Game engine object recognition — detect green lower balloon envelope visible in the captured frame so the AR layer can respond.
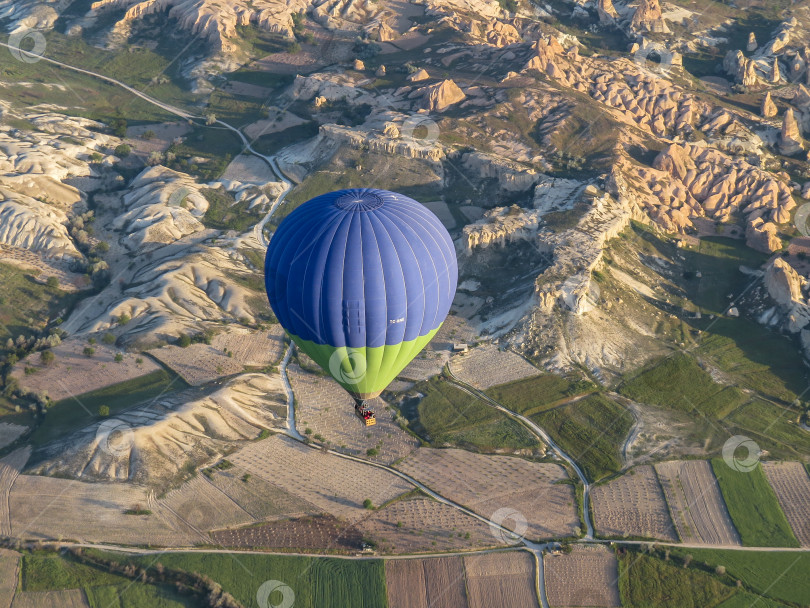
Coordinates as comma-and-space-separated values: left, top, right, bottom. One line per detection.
288, 327, 441, 400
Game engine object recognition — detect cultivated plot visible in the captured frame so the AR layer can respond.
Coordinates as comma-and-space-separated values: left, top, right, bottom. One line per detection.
397, 448, 579, 540
149, 344, 243, 385
159, 475, 257, 539
205, 465, 320, 521
0, 549, 19, 608
464, 551, 538, 608
591, 465, 677, 541
211, 514, 362, 552
9, 475, 193, 545
386, 556, 469, 608
544, 544, 620, 608
362, 496, 507, 554
11, 340, 160, 402
450, 344, 541, 390
11, 590, 89, 608
761, 461, 810, 546
0, 447, 30, 536
289, 365, 419, 464
655, 460, 741, 545
229, 434, 413, 521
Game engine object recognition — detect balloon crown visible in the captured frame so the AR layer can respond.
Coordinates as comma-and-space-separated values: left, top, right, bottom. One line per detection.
333, 190, 385, 212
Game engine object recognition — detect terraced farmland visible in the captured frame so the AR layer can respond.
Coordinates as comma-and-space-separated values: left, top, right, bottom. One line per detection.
464, 551, 538, 608
654, 460, 740, 545
592, 465, 677, 541
761, 461, 810, 546
397, 448, 579, 540
545, 545, 620, 607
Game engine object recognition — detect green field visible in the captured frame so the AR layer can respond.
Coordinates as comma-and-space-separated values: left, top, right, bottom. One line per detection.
669, 548, 810, 606
697, 319, 808, 405
618, 550, 735, 608
20, 554, 192, 607
619, 353, 747, 419
404, 376, 540, 452
532, 393, 634, 481
129, 552, 387, 608
485, 374, 594, 416
29, 369, 183, 446
724, 399, 810, 459
710, 460, 799, 548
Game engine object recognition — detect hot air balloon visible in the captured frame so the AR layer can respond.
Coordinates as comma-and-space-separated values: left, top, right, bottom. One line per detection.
265, 188, 458, 425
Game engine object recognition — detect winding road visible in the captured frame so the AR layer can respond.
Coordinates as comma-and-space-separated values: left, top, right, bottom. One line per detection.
445, 368, 595, 539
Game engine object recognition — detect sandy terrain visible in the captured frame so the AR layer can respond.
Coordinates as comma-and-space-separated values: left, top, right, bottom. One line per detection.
221, 154, 278, 184
361, 496, 507, 554
591, 465, 677, 541
11, 590, 89, 608
464, 551, 538, 608
545, 544, 620, 607
449, 344, 541, 390
397, 448, 579, 540
762, 461, 810, 546
34, 375, 287, 484
228, 434, 413, 522
9, 475, 193, 545
12, 339, 161, 403
655, 460, 741, 545
0, 423, 26, 450
0, 447, 30, 536
289, 364, 419, 464
0, 549, 19, 608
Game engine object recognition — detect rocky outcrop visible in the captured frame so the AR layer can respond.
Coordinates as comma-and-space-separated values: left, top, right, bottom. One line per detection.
769, 59, 781, 83
631, 0, 668, 33
484, 19, 520, 47
408, 68, 430, 82
463, 205, 542, 252
763, 257, 810, 334
353, 59, 365, 70
376, 65, 387, 77
462, 152, 540, 192
746, 217, 783, 254
761, 92, 778, 118
319, 124, 445, 162
779, 108, 805, 155
636, 143, 796, 231
597, 0, 619, 23
724, 50, 758, 87
747, 32, 757, 52
417, 79, 466, 112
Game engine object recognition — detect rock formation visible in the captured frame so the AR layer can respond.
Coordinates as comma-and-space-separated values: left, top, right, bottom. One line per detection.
746, 218, 783, 253
463, 205, 542, 252
770, 58, 781, 83
376, 65, 387, 77
485, 20, 520, 47
724, 50, 758, 86
408, 68, 430, 82
418, 79, 466, 112
747, 32, 757, 52
761, 92, 778, 118
354, 58, 365, 70
597, 0, 619, 23
779, 108, 805, 155
631, 0, 668, 33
